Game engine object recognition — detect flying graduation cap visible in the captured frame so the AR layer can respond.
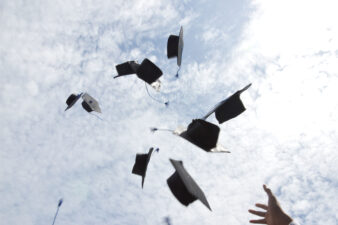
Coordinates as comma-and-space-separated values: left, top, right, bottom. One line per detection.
65, 93, 83, 111
167, 159, 211, 210
202, 83, 252, 124
65, 92, 101, 114
167, 26, 184, 77
151, 119, 229, 153
114, 59, 169, 105
132, 147, 158, 188
177, 119, 223, 152
81, 93, 102, 113
114, 58, 163, 86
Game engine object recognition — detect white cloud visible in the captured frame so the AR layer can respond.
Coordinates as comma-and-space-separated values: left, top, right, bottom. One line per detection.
1, 0, 337, 225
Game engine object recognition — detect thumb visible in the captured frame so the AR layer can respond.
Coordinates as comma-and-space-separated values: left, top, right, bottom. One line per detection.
263, 184, 278, 204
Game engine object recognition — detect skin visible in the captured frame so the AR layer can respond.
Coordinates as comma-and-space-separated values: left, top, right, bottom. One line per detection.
248, 185, 293, 225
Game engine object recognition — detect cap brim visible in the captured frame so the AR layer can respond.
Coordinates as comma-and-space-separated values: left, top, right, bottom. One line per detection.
169, 159, 211, 210
177, 26, 183, 67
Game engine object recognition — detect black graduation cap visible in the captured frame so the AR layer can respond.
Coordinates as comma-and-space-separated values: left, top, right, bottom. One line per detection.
202, 83, 252, 124
65, 93, 82, 111
81, 93, 102, 113
132, 147, 156, 188
114, 58, 163, 85
151, 120, 229, 153
179, 119, 220, 152
115, 61, 140, 76
167, 26, 184, 67
167, 159, 211, 210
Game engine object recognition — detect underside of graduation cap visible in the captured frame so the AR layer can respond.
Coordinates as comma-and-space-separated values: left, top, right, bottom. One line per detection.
167, 35, 179, 58
179, 119, 220, 152
115, 61, 140, 78
167, 159, 211, 210
81, 101, 93, 112
65, 93, 82, 111
167, 26, 184, 67
136, 59, 163, 84
81, 93, 102, 113
132, 147, 154, 188
214, 83, 252, 124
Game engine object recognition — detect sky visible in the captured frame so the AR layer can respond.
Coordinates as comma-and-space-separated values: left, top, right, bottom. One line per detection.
0, 0, 338, 224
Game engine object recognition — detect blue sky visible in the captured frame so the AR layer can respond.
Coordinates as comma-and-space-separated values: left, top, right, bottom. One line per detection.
0, 0, 338, 224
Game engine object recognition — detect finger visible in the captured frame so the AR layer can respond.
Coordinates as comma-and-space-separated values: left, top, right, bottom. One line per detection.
249, 219, 267, 224
255, 203, 268, 210
263, 184, 278, 204
263, 184, 273, 197
248, 209, 266, 217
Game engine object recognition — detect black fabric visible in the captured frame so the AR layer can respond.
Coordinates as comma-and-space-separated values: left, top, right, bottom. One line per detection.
215, 93, 246, 124
167, 159, 211, 210
136, 59, 163, 84
180, 119, 220, 151
167, 35, 179, 58
116, 61, 138, 76
167, 171, 196, 206
81, 101, 93, 112
131, 148, 153, 188
66, 94, 77, 105
132, 154, 148, 176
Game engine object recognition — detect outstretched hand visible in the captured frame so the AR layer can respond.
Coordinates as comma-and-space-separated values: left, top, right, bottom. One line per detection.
248, 185, 293, 225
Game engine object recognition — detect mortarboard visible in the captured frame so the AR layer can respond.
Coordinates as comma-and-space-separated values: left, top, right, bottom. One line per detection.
202, 83, 252, 124
81, 93, 102, 113
132, 147, 156, 188
179, 119, 219, 152
174, 119, 229, 153
167, 26, 184, 67
151, 120, 229, 153
65, 93, 83, 111
114, 58, 163, 85
167, 159, 211, 210
136, 59, 163, 84
115, 61, 140, 76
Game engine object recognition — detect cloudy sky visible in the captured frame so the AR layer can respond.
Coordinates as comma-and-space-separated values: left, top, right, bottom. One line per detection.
1, 0, 337, 224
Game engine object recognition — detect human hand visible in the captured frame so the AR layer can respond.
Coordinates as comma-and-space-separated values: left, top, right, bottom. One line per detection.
248, 185, 293, 225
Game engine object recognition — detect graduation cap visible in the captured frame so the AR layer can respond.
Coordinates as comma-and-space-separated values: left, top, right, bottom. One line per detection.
115, 61, 140, 76
132, 147, 157, 188
167, 26, 184, 77
65, 93, 83, 111
151, 120, 229, 153
167, 159, 211, 210
176, 119, 229, 153
114, 58, 163, 85
202, 83, 252, 124
81, 93, 102, 113
114, 59, 168, 105
178, 119, 220, 152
